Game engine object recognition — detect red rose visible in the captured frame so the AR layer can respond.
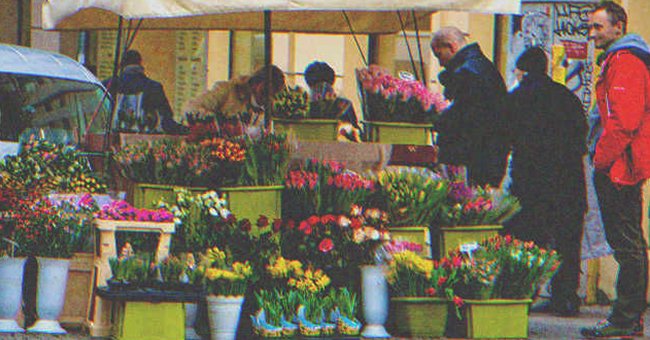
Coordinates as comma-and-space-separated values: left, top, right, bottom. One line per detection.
320, 214, 336, 225
438, 276, 448, 286
350, 217, 363, 230
272, 219, 282, 233
257, 215, 269, 228
453, 296, 464, 307
318, 238, 334, 253
425, 287, 436, 297
307, 215, 320, 226
298, 221, 312, 235
240, 219, 252, 232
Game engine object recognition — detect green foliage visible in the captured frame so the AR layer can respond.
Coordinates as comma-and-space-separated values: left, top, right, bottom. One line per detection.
238, 132, 290, 186
272, 86, 310, 119
108, 253, 153, 284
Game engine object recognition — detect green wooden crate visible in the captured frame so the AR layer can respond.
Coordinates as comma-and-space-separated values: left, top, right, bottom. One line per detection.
114, 301, 184, 340
217, 185, 283, 230
364, 121, 433, 145
388, 226, 432, 258
464, 299, 532, 339
273, 118, 339, 141
131, 183, 208, 209
389, 297, 448, 337
439, 225, 502, 258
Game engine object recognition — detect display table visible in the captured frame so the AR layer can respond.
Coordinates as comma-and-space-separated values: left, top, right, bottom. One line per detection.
96, 287, 202, 340
89, 219, 176, 337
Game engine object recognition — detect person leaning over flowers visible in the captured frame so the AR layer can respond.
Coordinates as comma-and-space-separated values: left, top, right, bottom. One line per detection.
184, 64, 286, 136
303, 61, 361, 142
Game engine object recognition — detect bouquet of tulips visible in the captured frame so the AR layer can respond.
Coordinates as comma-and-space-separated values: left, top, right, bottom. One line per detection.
237, 131, 290, 186
374, 167, 448, 227
356, 65, 447, 123
272, 86, 310, 119
452, 235, 561, 300
0, 139, 107, 194
440, 183, 521, 227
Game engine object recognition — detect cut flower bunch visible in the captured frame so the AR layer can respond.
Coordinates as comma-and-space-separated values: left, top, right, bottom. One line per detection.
356, 65, 447, 123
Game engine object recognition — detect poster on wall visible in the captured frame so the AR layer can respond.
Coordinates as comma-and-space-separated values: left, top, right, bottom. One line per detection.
175, 31, 207, 117
97, 31, 118, 81
508, 1, 598, 112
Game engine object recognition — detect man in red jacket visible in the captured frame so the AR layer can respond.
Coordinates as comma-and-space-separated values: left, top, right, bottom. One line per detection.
581, 1, 650, 337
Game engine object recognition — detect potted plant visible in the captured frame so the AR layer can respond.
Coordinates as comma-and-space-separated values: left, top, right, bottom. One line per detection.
374, 167, 448, 258
356, 65, 448, 145
438, 180, 521, 258
216, 131, 289, 223
202, 247, 253, 340
385, 249, 462, 337
11, 194, 97, 334
107, 244, 154, 290
271, 85, 342, 141
451, 235, 561, 339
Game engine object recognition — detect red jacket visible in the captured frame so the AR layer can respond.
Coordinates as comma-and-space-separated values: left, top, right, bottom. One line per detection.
594, 49, 650, 185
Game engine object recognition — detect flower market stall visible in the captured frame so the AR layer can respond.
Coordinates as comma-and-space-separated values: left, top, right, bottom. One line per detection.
17, 1, 542, 339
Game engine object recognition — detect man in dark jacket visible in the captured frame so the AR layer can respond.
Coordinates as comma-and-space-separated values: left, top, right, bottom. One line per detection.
431, 26, 509, 186
505, 46, 587, 317
107, 50, 185, 134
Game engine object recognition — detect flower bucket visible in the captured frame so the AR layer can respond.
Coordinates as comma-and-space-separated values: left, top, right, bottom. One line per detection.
364, 121, 433, 145
0, 257, 27, 333
27, 257, 70, 334
360, 265, 390, 338
130, 182, 208, 209
389, 297, 448, 338
463, 299, 532, 339
185, 302, 201, 340
388, 226, 432, 258
216, 185, 283, 231
206, 295, 245, 340
272, 118, 339, 141
438, 225, 502, 258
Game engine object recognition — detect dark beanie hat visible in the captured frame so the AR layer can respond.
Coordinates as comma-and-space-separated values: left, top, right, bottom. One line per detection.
304, 61, 335, 87
516, 47, 548, 74
121, 50, 142, 67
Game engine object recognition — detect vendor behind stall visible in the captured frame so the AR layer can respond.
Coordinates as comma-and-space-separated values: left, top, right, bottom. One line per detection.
303, 61, 361, 142
184, 65, 286, 136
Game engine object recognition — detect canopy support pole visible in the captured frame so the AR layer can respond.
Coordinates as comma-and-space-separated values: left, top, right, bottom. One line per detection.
342, 11, 368, 66
264, 10, 273, 130
103, 16, 124, 152
397, 11, 420, 82
411, 10, 427, 86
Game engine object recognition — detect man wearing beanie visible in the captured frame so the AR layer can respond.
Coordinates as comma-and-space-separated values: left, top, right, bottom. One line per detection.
582, 1, 650, 337
504, 46, 587, 317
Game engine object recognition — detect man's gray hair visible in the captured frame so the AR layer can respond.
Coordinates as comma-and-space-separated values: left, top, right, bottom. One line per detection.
431, 26, 469, 47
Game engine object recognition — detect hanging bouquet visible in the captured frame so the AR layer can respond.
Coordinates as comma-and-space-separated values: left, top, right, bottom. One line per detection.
356, 65, 447, 123
202, 246, 253, 296
0, 139, 107, 194
272, 86, 310, 119
452, 235, 561, 300
440, 183, 521, 227
237, 131, 290, 186
374, 167, 448, 227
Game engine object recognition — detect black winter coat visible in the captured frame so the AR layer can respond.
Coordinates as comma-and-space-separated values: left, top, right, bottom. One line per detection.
506, 73, 587, 211
436, 43, 509, 186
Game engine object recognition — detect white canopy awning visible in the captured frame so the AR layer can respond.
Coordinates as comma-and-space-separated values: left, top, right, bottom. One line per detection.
42, 0, 520, 33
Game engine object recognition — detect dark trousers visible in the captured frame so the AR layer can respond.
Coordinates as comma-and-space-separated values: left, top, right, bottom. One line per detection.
504, 194, 584, 305
594, 172, 648, 326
